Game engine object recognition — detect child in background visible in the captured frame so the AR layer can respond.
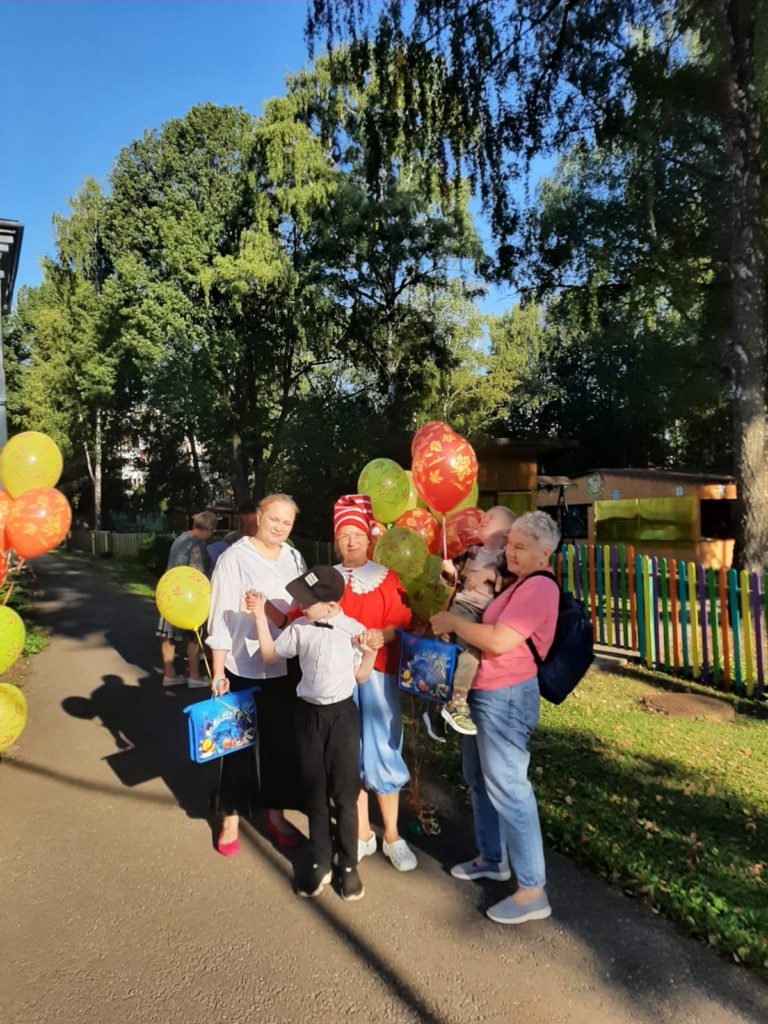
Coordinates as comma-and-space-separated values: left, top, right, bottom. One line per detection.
439, 506, 516, 735
247, 565, 376, 901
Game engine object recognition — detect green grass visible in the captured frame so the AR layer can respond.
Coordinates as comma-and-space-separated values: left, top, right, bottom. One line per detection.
419, 669, 768, 971
4, 574, 50, 657
58, 550, 156, 600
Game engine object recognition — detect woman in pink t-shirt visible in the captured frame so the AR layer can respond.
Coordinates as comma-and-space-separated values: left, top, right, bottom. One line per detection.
431, 511, 561, 926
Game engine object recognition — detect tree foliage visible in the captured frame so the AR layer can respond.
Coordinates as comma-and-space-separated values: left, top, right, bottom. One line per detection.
309, 0, 768, 568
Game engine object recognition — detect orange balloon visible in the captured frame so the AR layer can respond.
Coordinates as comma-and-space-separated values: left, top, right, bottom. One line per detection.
0, 491, 11, 552
6, 488, 72, 559
394, 508, 441, 555
412, 430, 478, 513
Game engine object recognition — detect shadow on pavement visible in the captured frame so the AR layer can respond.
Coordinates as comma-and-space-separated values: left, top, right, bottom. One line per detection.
30, 554, 768, 1024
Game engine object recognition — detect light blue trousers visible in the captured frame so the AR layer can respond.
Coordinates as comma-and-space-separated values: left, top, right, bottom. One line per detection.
462, 677, 547, 889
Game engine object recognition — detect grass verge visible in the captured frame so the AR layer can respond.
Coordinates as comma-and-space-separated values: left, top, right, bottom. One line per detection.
4, 570, 50, 658
418, 668, 768, 972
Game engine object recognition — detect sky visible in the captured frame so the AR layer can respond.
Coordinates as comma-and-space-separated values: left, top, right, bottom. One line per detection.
2, 0, 519, 312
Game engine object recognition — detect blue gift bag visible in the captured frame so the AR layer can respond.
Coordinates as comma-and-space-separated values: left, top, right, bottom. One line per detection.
183, 687, 259, 764
396, 630, 460, 702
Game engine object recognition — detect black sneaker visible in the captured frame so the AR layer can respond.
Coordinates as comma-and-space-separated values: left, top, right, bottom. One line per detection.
296, 864, 332, 898
339, 865, 365, 902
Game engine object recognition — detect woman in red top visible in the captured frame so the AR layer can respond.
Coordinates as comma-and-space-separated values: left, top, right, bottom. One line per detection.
333, 494, 418, 872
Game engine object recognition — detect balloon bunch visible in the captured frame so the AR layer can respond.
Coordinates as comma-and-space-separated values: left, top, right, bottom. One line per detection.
0, 430, 73, 753
357, 421, 483, 623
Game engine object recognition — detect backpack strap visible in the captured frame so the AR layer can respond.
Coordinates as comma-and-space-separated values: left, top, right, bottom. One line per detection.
509, 570, 560, 666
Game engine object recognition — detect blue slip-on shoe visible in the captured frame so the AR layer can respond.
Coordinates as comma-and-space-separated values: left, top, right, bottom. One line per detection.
450, 858, 512, 882
486, 893, 551, 925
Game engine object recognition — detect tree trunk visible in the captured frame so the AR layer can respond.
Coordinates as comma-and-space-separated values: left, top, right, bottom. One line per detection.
94, 406, 103, 531
187, 428, 207, 508
721, 0, 767, 571
230, 431, 251, 506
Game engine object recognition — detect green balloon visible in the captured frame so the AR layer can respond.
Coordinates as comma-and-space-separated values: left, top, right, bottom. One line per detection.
358, 459, 411, 524
406, 555, 453, 621
374, 526, 428, 586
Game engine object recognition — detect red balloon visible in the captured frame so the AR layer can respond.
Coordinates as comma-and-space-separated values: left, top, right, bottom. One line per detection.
411, 430, 478, 513
0, 492, 11, 553
444, 507, 484, 559
6, 488, 72, 559
0, 553, 7, 588
394, 508, 441, 555
411, 421, 449, 458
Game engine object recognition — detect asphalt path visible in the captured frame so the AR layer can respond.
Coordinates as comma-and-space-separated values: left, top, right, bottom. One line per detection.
1, 554, 766, 1024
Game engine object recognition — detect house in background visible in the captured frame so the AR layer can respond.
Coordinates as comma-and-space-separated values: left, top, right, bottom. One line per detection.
472, 437, 576, 517
537, 468, 737, 568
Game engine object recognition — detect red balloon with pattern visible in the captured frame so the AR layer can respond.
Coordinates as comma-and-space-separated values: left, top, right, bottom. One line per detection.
5, 488, 72, 559
411, 421, 450, 458
411, 430, 478, 514
444, 507, 484, 559
0, 491, 12, 552
394, 508, 441, 556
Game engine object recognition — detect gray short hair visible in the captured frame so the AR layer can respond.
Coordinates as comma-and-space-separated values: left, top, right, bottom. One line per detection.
512, 511, 561, 553
192, 511, 218, 532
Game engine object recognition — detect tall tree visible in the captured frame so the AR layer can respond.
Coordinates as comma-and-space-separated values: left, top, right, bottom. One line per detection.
8, 179, 117, 527
310, 0, 768, 568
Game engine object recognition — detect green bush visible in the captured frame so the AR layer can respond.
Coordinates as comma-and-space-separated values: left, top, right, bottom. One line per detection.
137, 534, 174, 581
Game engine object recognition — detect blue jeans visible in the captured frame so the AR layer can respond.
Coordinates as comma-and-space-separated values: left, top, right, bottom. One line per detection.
462, 677, 547, 889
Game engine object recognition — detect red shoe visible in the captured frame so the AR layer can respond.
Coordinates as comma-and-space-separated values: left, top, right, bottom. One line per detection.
216, 828, 240, 857
266, 817, 301, 849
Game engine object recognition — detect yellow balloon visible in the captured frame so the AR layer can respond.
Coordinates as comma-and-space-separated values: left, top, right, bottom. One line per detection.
0, 606, 26, 674
0, 431, 63, 498
0, 683, 28, 753
155, 566, 211, 631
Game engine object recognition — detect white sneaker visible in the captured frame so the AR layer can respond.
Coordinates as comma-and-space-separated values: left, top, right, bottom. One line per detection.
358, 833, 377, 860
186, 677, 211, 689
382, 837, 417, 872
162, 675, 186, 687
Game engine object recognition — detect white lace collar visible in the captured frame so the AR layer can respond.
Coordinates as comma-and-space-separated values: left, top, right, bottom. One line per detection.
334, 560, 389, 595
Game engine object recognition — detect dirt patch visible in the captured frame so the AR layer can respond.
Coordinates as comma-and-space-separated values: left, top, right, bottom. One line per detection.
640, 691, 736, 722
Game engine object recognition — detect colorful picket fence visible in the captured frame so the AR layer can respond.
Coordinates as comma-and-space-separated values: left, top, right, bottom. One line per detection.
554, 544, 767, 701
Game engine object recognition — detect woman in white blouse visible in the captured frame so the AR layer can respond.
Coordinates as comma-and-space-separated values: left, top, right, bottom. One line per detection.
207, 494, 306, 856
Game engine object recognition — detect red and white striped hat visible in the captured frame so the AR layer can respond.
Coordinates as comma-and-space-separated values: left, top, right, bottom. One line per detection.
333, 494, 379, 537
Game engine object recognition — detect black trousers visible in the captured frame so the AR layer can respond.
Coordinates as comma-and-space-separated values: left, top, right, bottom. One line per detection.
295, 697, 360, 870
215, 669, 305, 817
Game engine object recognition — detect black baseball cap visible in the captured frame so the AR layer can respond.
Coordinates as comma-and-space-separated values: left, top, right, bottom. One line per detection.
286, 564, 345, 608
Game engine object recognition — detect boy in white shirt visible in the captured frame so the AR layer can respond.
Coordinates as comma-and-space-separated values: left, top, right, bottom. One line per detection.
248, 565, 375, 901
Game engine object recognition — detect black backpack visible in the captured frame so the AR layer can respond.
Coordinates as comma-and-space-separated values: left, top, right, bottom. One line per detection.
515, 571, 594, 705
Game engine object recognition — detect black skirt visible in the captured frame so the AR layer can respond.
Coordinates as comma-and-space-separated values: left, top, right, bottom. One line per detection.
214, 664, 305, 816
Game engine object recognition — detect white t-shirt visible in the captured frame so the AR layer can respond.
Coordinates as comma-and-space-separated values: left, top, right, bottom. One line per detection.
206, 538, 306, 678
273, 611, 367, 705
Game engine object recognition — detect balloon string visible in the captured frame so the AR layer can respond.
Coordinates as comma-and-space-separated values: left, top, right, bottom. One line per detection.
195, 628, 212, 681
441, 518, 447, 560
